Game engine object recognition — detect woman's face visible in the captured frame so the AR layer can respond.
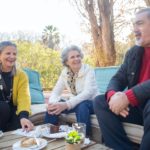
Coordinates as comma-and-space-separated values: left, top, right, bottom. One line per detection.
0, 46, 17, 72
66, 50, 82, 72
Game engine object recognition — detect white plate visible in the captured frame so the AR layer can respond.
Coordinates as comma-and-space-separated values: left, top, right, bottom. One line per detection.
42, 129, 67, 138
0, 131, 3, 138
12, 138, 47, 150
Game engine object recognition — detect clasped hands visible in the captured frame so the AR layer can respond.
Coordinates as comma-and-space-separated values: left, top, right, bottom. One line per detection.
109, 92, 130, 117
47, 102, 68, 115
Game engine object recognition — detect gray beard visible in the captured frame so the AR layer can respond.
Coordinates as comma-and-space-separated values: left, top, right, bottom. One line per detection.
135, 39, 143, 46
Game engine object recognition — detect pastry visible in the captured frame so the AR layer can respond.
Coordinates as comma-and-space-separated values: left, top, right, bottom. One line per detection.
21, 137, 37, 147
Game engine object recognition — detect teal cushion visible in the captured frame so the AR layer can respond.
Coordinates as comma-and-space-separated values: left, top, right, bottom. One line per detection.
23, 68, 44, 104
94, 66, 119, 93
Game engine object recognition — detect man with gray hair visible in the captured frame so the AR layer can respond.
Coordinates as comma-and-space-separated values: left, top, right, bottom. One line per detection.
94, 7, 150, 149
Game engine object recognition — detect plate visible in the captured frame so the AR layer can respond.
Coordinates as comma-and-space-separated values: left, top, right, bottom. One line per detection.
0, 131, 3, 138
42, 129, 67, 138
12, 138, 47, 150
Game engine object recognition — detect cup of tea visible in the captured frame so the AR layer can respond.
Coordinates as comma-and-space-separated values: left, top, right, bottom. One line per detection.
72, 123, 86, 143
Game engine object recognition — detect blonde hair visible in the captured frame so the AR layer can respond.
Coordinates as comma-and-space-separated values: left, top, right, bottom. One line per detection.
0, 41, 17, 75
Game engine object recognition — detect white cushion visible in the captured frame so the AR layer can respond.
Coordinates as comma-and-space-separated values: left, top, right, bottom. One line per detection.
30, 104, 47, 115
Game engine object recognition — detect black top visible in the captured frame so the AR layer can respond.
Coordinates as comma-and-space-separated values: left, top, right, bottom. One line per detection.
0, 72, 13, 102
0, 72, 29, 119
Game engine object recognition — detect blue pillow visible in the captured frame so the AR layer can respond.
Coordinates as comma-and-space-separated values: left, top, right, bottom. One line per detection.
23, 68, 44, 104
94, 66, 119, 93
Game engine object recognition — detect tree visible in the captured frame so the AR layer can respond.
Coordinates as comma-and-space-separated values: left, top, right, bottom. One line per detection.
70, 0, 115, 66
42, 25, 60, 50
144, 0, 150, 6
16, 41, 62, 89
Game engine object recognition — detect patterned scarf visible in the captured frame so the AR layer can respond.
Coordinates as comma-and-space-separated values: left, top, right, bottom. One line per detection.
67, 69, 78, 95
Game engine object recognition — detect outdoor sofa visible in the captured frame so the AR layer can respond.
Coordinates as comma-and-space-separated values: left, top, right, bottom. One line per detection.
26, 67, 143, 144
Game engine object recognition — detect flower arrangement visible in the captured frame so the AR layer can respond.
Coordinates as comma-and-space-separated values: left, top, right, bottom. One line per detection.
65, 130, 81, 144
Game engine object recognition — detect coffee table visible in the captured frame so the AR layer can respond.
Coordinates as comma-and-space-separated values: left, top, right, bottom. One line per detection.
0, 126, 111, 150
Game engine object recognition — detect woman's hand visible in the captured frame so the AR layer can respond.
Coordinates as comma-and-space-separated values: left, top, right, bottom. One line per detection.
20, 118, 34, 132
47, 102, 68, 115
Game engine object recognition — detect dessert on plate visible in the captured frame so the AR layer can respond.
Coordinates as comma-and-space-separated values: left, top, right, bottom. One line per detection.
20, 137, 37, 147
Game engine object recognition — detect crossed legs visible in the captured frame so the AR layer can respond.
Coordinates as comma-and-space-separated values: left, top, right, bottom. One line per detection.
45, 100, 94, 136
94, 95, 143, 150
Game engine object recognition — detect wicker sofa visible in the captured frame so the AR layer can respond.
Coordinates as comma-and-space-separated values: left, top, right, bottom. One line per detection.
28, 67, 144, 144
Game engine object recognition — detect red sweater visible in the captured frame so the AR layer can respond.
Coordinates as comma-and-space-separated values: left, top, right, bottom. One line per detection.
107, 47, 150, 106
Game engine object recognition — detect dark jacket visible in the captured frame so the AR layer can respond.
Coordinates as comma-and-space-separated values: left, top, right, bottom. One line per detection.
107, 45, 150, 105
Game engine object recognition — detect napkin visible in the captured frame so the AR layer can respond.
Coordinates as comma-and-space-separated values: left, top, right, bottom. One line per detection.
12, 126, 42, 137
84, 138, 91, 145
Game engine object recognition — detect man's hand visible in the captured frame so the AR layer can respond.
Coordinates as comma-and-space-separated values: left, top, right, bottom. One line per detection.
20, 118, 34, 132
47, 102, 68, 115
119, 107, 129, 118
109, 92, 130, 115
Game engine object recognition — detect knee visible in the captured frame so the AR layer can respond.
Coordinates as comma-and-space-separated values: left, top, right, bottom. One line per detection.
93, 94, 107, 110
44, 112, 59, 124
143, 100, 150, 119
76, 102, 88, 111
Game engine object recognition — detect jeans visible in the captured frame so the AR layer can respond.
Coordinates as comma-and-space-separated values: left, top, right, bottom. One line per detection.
94, 94, 150, 150
45, 100, 94, 136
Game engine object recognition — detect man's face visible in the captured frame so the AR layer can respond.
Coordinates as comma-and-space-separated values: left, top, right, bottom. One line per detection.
133, 11, 150, 47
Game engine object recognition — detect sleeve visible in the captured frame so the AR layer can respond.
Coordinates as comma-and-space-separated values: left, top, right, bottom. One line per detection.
106, 90, 116, 102
19, 111, 29, 120
16, 72, 31, 115
125, 89, 139, 106
131, 80, 150, 105
66, 69, 98, 110
48, 72, 65, 103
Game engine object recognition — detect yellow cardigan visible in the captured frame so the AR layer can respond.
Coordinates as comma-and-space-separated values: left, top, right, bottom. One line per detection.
12, 69, 31, 115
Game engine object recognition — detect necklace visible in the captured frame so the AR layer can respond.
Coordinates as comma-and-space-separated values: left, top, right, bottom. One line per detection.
0, 73, 13, 103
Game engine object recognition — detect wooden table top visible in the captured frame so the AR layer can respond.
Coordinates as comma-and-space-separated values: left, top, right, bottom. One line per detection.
0, 128, 111, 150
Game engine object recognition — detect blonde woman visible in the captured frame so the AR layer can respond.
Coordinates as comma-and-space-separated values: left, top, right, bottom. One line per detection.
0, 41, 34, 132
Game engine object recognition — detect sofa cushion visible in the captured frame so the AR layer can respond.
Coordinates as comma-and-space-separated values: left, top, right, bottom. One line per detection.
123, 122, 143, 144
23, 68, 44, 104
95, 66, 119, 93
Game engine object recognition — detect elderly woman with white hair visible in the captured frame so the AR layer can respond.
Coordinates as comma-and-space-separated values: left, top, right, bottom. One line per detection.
45, 45, 99, 136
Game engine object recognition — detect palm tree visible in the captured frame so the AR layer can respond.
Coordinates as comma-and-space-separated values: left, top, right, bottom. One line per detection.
42, 25, 60, 49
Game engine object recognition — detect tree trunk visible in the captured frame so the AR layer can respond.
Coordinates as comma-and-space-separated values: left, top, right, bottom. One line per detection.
144, 0, 150, 6
98, 0, 116, 66
84, 0, 115, 66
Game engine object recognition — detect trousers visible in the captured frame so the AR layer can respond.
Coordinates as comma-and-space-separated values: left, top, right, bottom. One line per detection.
93, 94, 150, 150
45, 100, 94, 136
0, 101, 21, 131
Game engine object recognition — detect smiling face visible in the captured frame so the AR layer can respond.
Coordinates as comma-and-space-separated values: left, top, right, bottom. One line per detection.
133, 11, 150, 47
66, 50, 82, 73
0, 46, 17, 72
